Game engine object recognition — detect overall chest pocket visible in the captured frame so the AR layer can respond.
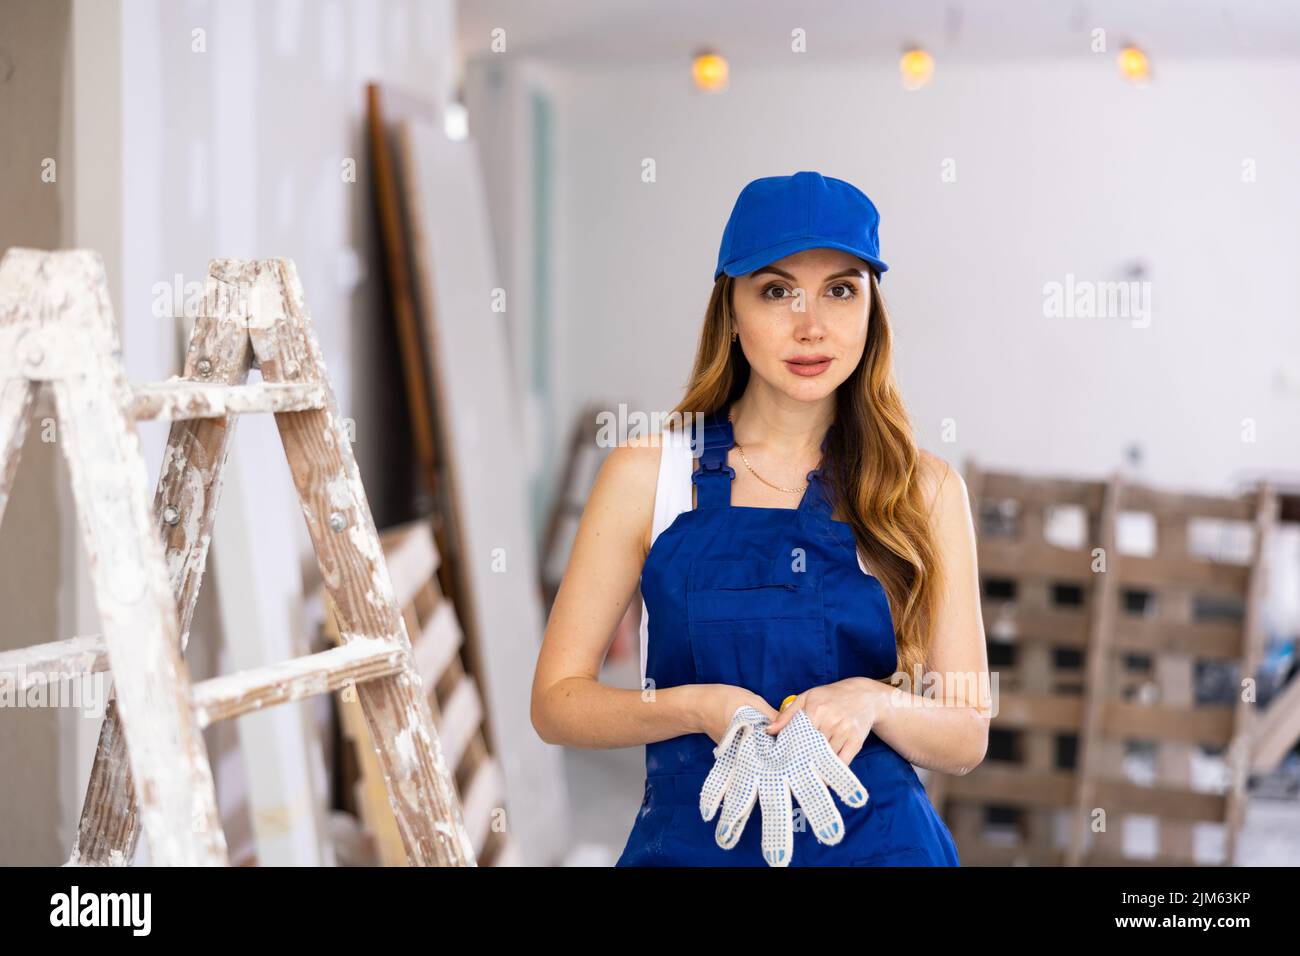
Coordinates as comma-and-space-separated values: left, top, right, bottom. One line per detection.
686, 556, 828, 703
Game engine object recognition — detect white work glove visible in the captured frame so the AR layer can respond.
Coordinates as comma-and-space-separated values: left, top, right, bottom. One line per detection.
700, 705, 769, 848
701, 706, 869, 866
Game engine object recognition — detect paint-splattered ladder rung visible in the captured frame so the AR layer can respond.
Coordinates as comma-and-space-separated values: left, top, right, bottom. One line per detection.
189, 637, 407, 727
130, 379, 327, 421
0, 635, 111, 690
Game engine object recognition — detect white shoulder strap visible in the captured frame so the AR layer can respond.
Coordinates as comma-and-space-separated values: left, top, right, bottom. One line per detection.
651, 426, 694, 542
639, 427, 693, 689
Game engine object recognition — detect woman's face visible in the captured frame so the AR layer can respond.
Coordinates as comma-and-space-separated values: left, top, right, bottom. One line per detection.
731, 247, 873, 402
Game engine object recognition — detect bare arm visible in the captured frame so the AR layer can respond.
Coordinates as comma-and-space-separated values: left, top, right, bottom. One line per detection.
867, 455, 992, 775
531, 434, 774, 749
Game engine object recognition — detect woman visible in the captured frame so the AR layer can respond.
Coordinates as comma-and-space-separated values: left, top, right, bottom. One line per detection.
532, 171, 990, 866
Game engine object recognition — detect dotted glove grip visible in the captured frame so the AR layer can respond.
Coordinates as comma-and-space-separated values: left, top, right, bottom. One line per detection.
700, 706, 869, 866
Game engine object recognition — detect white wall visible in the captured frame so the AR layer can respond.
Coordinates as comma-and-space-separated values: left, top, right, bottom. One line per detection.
544, 57, 1300, 495
121, 0, 454, 490
465, 58, 567, 538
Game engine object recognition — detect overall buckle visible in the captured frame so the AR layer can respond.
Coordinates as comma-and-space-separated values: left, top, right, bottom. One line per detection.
692, 459, 735, 486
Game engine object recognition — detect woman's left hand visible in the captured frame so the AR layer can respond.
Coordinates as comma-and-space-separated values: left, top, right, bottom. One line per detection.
764, 678, 887, 765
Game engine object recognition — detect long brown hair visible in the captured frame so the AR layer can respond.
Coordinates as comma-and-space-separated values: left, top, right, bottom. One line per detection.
666, 271, 943, 684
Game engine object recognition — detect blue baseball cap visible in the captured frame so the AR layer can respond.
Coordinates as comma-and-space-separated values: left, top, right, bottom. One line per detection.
714, 170, 889, 282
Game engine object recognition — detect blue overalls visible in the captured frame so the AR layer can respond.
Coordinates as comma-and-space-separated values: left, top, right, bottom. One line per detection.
616, 406, 960, 866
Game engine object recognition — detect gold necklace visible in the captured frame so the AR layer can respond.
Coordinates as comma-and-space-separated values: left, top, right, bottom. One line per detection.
727, 411, 808, 494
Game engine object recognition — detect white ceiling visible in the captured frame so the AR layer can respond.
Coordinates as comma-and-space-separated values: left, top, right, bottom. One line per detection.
457, 0, 1300, 65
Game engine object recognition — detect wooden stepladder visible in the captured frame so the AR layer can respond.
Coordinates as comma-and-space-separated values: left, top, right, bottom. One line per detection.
0, 248, 474, 866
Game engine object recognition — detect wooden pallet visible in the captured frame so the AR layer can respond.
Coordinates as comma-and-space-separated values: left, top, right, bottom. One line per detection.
925, 460, 1278, 866
324, 518, 516, 865
0, 248, 474, 866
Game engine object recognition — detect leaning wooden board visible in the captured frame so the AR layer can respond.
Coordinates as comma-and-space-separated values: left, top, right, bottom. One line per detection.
397, 122, 570, 865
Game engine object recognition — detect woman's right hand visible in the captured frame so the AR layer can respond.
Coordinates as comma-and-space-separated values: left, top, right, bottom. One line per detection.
697, 685, 779, 744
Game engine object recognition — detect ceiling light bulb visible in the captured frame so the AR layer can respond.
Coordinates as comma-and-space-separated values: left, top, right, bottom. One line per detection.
900, 47, 934, 90
692, 51, 728, 92
1118, 45, 1150, 83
